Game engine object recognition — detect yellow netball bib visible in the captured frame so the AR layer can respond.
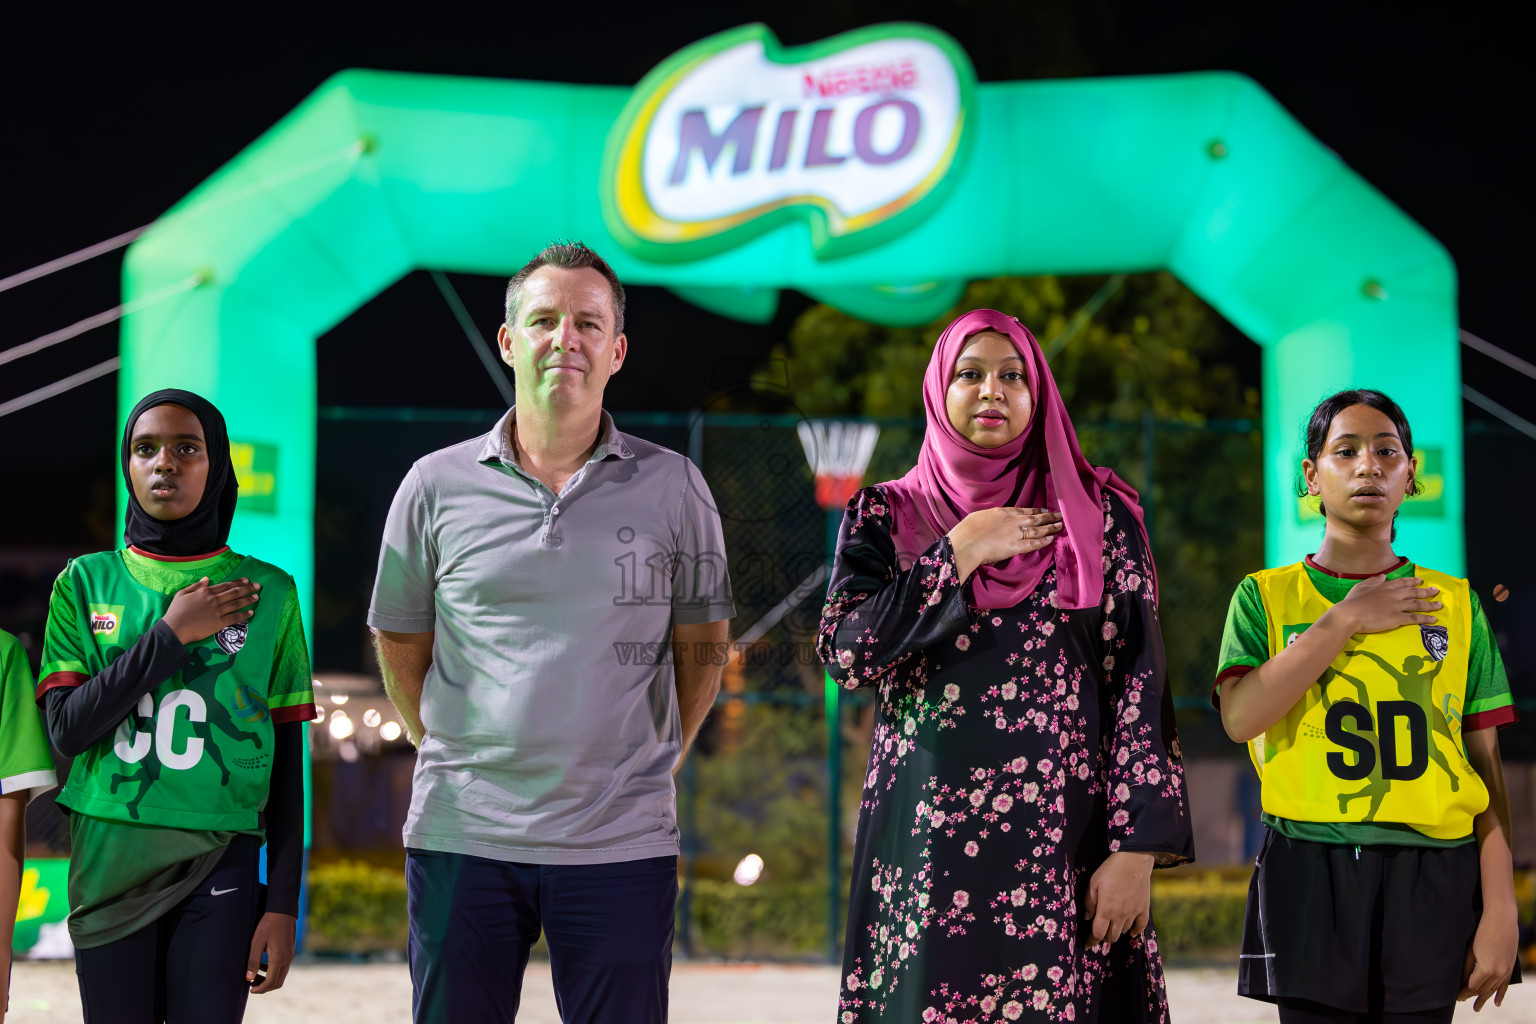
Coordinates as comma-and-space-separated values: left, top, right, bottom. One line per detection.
1248, 563, 1485, 840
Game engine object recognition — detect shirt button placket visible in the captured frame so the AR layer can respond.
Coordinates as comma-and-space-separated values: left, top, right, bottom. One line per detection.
543, 494, 562, 549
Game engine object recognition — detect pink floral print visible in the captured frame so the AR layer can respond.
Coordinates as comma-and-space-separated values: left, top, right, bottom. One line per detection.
820, 487, 1193, 1023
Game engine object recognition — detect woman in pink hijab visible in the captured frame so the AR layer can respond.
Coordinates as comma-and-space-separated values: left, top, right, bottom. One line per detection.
819, 309, 1193, 1023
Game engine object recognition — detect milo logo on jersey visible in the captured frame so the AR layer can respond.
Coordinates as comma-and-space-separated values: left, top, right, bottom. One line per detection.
603, 22, 975, 262
88, 605, 124, 643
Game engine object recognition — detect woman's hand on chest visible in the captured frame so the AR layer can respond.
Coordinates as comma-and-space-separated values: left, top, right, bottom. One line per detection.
949, 507, 1062, 582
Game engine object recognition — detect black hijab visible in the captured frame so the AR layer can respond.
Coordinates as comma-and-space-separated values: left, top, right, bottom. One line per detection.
121, 389, 238, 557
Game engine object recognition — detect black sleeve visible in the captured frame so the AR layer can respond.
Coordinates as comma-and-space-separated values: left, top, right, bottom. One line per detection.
42, 620, 190, 758
261, 720, 304, 916
815, 486, 970, 689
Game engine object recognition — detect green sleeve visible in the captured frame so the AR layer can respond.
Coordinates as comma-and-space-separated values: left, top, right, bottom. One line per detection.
0, 629, 57, 797
1216, 576, 1270, 681
265, 586, 315, 721
39, 569, 88, 683
1464, 590, 1514, 722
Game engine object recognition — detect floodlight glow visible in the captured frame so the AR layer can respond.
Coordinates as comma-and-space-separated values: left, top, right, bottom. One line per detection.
733, 854, 765, 886
379, 721, 402, 742
328, 711, 354, 740
362, 709, 381, 727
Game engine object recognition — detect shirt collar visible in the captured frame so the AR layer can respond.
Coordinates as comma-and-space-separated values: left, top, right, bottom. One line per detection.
1304, 553, 1410, 579
124, 545, 232, 567
478, 407, 634, 468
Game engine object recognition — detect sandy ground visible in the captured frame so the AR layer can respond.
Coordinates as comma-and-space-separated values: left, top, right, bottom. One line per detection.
7, 960, 1534, 1022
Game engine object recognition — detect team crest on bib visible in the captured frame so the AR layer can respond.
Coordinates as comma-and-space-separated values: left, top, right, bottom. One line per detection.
215, 622, 248, 655
1420, 624, 1449, 662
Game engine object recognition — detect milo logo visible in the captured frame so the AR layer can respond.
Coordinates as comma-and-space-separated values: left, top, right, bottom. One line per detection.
89, 605, 124, 643
603, 23, 975, 261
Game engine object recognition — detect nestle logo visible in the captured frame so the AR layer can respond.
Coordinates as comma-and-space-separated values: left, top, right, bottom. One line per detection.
802, 60, 918, 98
90, 612, 118, 634
603, 23, 974, 262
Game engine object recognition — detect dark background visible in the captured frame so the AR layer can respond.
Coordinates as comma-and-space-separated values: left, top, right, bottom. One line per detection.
1, 1, 1530, 680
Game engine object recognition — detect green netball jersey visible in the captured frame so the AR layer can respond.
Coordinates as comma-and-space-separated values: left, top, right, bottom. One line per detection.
1, 627, 56, 798
39, 547, 315, 831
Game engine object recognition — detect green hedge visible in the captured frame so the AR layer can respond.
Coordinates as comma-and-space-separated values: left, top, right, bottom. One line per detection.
690, 874, 1250, 959
303, 861, 1526, 959
306, 860, 409, 954
689, 878, 826, 958
1149, 872, 1247, 956
298, 863, 1242, 957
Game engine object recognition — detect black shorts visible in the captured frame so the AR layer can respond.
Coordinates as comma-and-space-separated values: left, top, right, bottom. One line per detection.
74, 834, 265, 1024
1238, 828, 1515, 1015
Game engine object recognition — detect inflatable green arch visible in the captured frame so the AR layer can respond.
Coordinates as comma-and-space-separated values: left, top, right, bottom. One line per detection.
120, 23, 1462, 618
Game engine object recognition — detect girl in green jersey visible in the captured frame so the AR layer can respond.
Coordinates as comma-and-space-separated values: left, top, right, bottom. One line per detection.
1215, 389, 1518, 1023
37, 390, 315, 1023
2, 625, 58, 1023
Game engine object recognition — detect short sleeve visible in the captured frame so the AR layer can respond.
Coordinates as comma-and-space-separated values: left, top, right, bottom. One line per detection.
367, 464, 439, 633
266, 585, 317, 725
670, 458, 735, 625
0, 631, 57, 799
1463, 590, 1517, 732
38, 569, 90, 697
1212, 576, 1268, 710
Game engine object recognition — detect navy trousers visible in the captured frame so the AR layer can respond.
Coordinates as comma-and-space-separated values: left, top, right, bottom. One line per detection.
406, 849, 676, 1024
75, 834, 264, 1024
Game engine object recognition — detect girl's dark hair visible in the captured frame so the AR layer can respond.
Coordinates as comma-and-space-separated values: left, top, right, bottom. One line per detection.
1298, 389, 1424, 534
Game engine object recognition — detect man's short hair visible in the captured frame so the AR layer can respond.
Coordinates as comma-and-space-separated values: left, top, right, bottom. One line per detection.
504, 241, 626, 335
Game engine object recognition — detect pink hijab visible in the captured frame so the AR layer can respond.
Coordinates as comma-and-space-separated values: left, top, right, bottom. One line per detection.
882, 309, 1154, 611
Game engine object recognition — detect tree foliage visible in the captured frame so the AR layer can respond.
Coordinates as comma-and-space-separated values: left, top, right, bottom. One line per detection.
761, 272, 1256, 423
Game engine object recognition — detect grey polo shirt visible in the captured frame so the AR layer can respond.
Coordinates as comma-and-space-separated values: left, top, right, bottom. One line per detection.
368, 409, 734, 864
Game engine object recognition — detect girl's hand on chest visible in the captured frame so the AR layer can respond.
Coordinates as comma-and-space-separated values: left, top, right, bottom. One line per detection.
163, 577, 261, 645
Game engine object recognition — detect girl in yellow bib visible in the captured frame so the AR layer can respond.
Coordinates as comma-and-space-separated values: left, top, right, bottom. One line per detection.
1216, 389, 1518, 1023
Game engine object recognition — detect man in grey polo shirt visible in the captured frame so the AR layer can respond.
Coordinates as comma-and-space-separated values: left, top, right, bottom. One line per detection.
369, 242, 733, 1024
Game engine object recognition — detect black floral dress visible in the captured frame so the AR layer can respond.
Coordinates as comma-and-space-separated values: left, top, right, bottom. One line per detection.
819, 486, 1194, 1024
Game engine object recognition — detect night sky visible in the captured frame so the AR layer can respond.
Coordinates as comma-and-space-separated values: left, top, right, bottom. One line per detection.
1, 3, 1530, 668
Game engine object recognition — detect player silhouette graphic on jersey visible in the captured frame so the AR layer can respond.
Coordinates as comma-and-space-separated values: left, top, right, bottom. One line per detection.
184, 645, 265, 780
1332, 650, 1462, 820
